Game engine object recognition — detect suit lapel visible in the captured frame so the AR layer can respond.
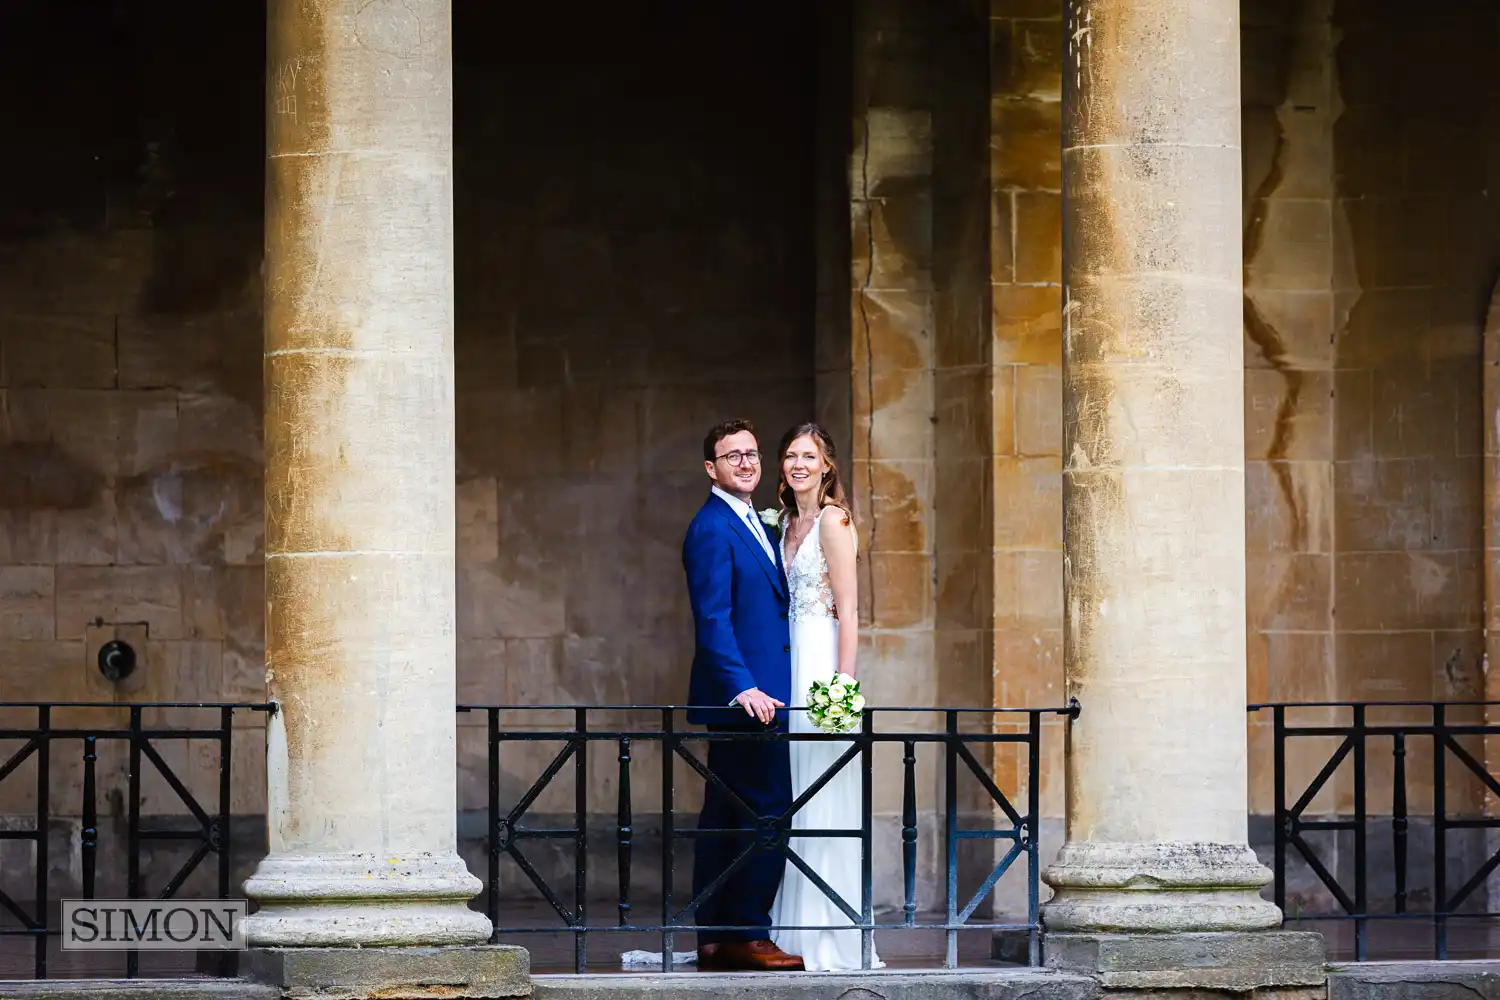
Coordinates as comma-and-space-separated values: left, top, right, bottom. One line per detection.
710, 495, 786, 598
768, 514, 787, 579
758, 512, 789, 587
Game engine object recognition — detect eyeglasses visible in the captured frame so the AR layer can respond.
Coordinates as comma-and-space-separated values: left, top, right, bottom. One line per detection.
715, 450, 761, 467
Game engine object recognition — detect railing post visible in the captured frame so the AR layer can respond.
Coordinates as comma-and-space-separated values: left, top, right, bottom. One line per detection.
574, 708, 588, 974
34, 705, 49, 980
1028, 710, 1042, 967
202, 706, 237, 980
1392, 730, 1407, 916
661, 708, 675, 972
902, 737, 918, 929
127, 705, 141, 978
1352, 703, 1367, 961
617, 736, 632, 928
860, 709, 874, 970
487, 707, 501, 939
944, 709, 958, 970
1273, 705, 1286, 916
1434, 702, 1448, 959
81, 734, 97, 904
218, 707, 234, 903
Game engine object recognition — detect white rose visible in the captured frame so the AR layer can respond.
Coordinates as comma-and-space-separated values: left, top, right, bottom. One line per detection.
827, 683, 847, 702
849, 695, 866, 713
826, 704, 845, 719
812, 690, 830, 707
835, 672, 856, 686
758, 508, 781, 527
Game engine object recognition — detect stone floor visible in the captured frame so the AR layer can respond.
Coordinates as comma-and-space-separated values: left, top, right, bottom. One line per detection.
530, 969, 1098, 1000
0, 969, 1098, 1000
2, 911, 1496, 980
0, 930, 999, 979
0, 912, 1007, 980
1291, 919, 1500, 964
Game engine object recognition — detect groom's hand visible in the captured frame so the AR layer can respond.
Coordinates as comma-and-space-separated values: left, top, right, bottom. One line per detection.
735, 688, 784, 725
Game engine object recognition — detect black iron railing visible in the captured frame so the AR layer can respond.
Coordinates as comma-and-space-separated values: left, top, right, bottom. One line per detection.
1251, 701, 1500, 961
18, 698, 1497, 977
0, 699, 1068, 979
0, 702, 274, 978
464, 703, 1077, 973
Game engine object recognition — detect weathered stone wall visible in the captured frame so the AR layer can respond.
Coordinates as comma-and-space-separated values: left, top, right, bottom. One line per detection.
841, 0, 940, 712
0, 1, 269, 830
933, 0, 995, 724
445, 3, 816, 824
989, 0, 1066, 827
830, 0, 1010, 910
5, 0, 1500, 922
1240, 0, 1343, 818
1241, 0, 1500, 842
983, 0, 1500, 915
0, 1, 815, 833
986, 3, 1066, 917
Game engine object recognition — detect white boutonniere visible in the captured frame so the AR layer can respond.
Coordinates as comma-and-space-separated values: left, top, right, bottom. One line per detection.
758, 508, 782, 529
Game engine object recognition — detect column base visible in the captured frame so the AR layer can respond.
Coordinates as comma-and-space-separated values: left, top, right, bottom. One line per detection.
245, 946, 529, 999
1043, 931, 1325, 992
243, 852, 492, 947
1043, 842, 1283, 933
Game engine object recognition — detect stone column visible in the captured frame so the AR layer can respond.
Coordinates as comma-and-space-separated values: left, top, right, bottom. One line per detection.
244, 0, 490, 947
1043, 0, 1283, 936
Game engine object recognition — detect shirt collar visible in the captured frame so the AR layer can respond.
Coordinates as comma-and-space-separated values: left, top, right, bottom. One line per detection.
711, 485, 755, 520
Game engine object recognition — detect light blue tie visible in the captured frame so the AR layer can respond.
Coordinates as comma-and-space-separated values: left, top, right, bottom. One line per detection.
745, 510, 772, 563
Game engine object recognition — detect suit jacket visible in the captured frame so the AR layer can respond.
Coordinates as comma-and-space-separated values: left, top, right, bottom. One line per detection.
681, 493, 792, 727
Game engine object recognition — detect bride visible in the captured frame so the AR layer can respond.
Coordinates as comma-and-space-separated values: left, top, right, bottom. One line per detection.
766, 422, 883, 972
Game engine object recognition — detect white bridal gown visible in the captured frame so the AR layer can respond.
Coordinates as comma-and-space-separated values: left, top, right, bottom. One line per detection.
769, 509, 884, 972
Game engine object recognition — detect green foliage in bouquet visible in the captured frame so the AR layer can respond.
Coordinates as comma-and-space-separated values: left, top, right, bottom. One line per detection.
806, 672, 866, 735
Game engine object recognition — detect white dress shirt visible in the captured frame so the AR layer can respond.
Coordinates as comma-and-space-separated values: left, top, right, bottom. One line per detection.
710, 485, 777, 708
712, 485, 777, 565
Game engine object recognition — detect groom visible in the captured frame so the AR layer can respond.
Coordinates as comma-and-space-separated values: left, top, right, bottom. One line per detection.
681, 419, 802, 972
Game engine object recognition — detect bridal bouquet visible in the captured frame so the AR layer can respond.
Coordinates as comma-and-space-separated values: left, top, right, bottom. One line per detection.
807, 672, 866, 735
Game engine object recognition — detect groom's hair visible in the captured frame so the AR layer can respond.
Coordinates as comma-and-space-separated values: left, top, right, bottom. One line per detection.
702, 419, 755, 462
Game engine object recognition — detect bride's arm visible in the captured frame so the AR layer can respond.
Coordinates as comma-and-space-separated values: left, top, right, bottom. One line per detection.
823, 507, 859, 678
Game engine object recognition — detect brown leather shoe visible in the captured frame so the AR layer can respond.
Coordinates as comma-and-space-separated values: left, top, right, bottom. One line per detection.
699, 939, 804, 972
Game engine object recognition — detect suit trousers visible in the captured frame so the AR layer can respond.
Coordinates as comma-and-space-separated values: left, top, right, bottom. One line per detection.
690, 721, 792, 945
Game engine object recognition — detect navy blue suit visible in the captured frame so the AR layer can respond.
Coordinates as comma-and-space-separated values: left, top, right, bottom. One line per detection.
682, 492, 793, 944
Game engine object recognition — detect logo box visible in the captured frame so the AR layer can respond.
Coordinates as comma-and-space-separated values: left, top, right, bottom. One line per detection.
62, 900, 248, 950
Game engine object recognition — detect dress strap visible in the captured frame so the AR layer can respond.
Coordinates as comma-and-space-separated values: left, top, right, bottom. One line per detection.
816, 506, 856, 557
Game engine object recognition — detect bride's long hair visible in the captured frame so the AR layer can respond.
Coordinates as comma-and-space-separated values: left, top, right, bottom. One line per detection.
776, 422, 856, 531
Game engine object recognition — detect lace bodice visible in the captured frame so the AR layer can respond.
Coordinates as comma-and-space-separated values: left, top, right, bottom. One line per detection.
782, 509, 853, 625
